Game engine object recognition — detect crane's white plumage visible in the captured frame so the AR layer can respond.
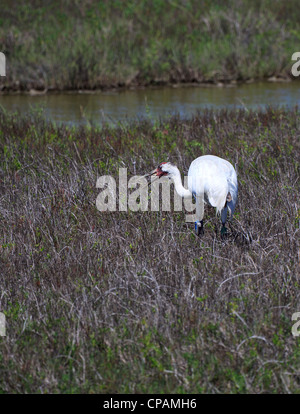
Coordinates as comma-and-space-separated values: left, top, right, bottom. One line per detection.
188, 155, 237, 215
146, 155, 238, 236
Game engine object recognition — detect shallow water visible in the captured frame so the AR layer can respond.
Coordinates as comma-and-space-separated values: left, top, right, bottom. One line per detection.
0, 81, 299, 125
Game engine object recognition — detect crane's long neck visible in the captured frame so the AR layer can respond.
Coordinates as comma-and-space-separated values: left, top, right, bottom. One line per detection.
171, 168, 192, 199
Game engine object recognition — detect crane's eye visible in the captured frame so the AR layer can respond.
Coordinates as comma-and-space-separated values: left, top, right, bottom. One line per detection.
156, 164, 168, 178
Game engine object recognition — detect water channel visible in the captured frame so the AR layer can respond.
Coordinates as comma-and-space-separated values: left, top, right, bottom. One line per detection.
0, 81, 299, 125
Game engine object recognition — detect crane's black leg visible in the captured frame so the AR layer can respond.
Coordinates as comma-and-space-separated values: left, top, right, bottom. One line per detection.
221, 223, 228, 239
195, 220, 204, 236
221, 205, 228, 240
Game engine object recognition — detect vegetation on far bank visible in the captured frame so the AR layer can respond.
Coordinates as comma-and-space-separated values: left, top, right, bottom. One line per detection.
0, 0, 300, 91
0, 107, 299, 393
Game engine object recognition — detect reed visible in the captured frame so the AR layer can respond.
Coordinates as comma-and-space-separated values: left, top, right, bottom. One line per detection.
0, 0, 299, 91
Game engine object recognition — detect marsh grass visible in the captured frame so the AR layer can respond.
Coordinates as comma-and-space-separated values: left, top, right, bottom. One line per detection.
0, 107, 299, 393
1, 0, 300, 91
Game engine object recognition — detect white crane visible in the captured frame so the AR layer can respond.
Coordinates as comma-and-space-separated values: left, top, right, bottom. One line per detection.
145, 155, 238, 238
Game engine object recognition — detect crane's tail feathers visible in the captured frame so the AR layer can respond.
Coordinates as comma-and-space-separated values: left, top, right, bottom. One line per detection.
208, 187, 228, 214
205, 174, 229, 214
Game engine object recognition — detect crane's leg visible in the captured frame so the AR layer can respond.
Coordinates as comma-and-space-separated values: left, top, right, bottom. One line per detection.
221, 205, 228, 239
195, 220, 204, 236
195, 195, 204, 236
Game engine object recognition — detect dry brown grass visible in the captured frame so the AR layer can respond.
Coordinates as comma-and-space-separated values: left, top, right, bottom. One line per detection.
0, 107, 299, 393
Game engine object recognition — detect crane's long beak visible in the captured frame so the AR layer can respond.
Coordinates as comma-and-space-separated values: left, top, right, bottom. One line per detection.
142, 168, 160, 188
143, 168, 157, 178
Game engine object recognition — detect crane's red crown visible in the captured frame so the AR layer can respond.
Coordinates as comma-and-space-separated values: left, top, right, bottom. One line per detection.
156, 162, 168, 178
